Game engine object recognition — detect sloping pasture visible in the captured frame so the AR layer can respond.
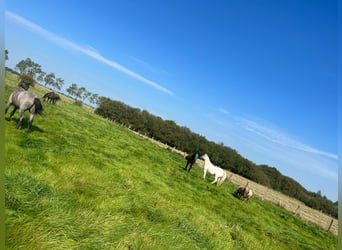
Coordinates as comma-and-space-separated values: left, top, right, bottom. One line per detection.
131, 128, 339, 236
5, 72, 337, 249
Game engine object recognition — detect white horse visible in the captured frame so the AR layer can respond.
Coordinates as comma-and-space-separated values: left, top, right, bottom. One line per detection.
200, 154, 227, 186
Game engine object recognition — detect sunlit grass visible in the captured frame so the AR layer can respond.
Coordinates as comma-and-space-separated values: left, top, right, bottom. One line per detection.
5, 72, 337, 249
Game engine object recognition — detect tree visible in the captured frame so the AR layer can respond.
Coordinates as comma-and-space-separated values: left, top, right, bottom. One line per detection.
76, 87, 86, 102
44, 73, 56, 88
36, 71, 46, 83
82, 90, 92, 104
54, 77, 65, 91
66, 83, 78, 98
5, 49, 8, 60
88, 93, 99, 106
15, 58, 43, 81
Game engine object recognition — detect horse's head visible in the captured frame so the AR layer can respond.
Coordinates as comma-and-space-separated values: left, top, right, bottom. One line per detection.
245, 189, 253, 200
200, 154, 208, 161
19, 81, 30, 90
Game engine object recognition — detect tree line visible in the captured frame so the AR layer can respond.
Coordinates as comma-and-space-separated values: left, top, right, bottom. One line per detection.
95, 97, 338, 219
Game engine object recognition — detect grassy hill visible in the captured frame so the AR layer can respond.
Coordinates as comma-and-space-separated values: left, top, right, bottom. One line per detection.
5, 72, 337, 249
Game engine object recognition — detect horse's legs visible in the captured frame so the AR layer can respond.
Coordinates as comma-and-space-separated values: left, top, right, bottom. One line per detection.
5, 102, 11, 114
5, 101, 14, 118
203, 169, 207, 179
5, 94, 13, 115
187, 161, 194, 172
211, 175, 218, 184
216, 177, 221, 186
26, 113, 34, 133
16, 109, 25, 129
6, 106, 17, 121
184, 161, 189, 170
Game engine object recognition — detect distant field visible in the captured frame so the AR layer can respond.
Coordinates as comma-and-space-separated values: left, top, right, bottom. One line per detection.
5, 71, 337, 249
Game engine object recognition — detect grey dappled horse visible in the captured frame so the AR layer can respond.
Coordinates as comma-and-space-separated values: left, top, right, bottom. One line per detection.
5, 81, 44, 133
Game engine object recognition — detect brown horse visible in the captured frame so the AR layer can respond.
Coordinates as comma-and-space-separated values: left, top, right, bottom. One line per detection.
183, 152, 199, 172
42, 92, 61, 104
233, 182, 253, 200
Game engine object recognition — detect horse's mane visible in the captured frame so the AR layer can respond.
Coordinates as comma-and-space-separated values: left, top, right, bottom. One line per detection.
242, 182, 250, 196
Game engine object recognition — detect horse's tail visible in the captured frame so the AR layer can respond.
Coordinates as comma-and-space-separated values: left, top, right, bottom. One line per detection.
34, 98, 44, 115
217, 170, 227, 186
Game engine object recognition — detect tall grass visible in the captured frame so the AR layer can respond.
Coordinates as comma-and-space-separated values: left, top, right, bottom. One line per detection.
5, 72, 337, 249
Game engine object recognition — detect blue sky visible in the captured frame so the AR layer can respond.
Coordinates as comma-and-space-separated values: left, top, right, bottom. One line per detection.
5, 1, 338, 201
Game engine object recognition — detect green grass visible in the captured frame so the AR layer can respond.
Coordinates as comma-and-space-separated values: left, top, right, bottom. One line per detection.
5, 72, 337, 249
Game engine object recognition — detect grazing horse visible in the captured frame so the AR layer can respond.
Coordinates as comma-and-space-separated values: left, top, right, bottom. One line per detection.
183, 152, 199, 172
234, 182, 253, 200
42, 92, 61, 104
200, 154, 227, 186
5, 81, 44, 133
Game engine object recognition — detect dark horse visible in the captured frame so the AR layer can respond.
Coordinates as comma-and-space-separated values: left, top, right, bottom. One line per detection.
183, 152, 199, 172
42, 92, 61, 104
233, 182, 253, 200
5, 81, 44, 133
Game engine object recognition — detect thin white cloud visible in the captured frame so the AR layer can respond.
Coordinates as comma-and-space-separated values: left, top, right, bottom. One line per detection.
213, 110, 338, 183
5, 11, 174, 95
130, 56, 158, 73
130, 56, 170, 76
239, 118, 338, 159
